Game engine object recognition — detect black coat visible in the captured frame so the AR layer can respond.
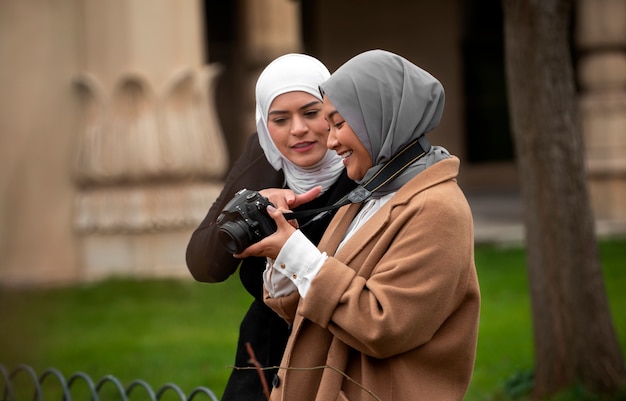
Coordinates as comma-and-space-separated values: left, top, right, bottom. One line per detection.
186, 133, 356, 401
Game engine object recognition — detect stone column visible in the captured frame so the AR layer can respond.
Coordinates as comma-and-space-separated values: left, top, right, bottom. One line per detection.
73, 0, 228, 280
237, 0, 303, 137
0, 0, 81, 286
577, 0, 626, 233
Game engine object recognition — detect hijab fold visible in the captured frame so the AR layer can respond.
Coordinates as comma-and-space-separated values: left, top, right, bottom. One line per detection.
255, 54, 344, 194
320, 50, 449, 197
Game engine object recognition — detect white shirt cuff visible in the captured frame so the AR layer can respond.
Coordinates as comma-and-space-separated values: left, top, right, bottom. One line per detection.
263, 258, 297, 298
273, 229, 327, 298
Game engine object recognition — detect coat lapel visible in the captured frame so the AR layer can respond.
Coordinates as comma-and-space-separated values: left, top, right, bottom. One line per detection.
334, 157, 461, 265
317, 202, 363, 256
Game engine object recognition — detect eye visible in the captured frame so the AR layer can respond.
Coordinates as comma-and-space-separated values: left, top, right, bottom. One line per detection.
333, 120, 345, 129
303, 109, 320, 118
271, 116, 288, 125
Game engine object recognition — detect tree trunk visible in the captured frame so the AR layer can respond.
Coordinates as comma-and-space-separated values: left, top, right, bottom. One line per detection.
501, 0, 625, 398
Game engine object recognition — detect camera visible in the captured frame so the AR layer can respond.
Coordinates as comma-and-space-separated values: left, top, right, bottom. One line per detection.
216, 189, 277, 254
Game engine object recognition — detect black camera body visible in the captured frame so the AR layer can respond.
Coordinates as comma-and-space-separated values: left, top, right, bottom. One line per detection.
216, 189, 277, 254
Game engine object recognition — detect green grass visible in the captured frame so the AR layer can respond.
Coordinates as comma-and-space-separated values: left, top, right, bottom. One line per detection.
0, 278, 250, 399
1, 239, 625, 400
467, 239, 626, 401
467, 244, 534, 401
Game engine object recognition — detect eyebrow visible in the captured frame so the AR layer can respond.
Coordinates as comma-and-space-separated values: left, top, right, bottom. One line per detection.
268, 100, 321, 115
326, 110, 340, 119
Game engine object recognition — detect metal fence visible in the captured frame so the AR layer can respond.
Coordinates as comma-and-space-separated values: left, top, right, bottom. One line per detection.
0, 364, 219, 401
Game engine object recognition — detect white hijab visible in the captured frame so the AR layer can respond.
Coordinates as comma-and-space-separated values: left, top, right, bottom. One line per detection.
255, 54, 344, 194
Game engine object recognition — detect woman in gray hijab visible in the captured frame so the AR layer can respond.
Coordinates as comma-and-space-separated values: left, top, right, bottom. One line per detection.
237, 49, 480, 401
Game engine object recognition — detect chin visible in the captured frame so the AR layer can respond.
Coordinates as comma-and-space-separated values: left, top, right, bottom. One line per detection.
294, 157, 323, 168
296, 153, 327, 167
347, 171, 361, 181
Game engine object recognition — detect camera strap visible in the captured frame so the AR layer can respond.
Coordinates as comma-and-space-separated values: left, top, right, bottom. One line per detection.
283, 136, 431, 227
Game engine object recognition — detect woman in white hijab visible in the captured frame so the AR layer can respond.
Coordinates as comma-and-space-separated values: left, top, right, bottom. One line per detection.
255, 54, 345, 195
186, 54, 356, 401
239, 50, 480, 401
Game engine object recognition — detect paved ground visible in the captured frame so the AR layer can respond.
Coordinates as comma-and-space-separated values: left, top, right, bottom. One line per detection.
467, 190, 626, 246
466, 190, 525, 246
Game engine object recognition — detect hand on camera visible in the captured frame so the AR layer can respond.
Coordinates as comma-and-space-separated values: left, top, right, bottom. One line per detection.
259, 186, 322, 210
234, 204, 296, 260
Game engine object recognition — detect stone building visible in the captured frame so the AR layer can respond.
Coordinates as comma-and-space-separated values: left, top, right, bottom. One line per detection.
1, 0, 624, 286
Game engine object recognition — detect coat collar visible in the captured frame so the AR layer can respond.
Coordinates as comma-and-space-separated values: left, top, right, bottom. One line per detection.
320, 156, 460, 261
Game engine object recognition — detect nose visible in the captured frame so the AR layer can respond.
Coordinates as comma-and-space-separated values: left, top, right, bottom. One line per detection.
290, 115, 307, 136
327, 128, 338, 150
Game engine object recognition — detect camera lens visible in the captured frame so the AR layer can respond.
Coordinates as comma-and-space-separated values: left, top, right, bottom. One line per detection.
218, 220, 252, 254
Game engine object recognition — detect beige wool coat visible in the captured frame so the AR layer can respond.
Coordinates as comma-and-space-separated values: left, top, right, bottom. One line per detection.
265, 156, 480, 401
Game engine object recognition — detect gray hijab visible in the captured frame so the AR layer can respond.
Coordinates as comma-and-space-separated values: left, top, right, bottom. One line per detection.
320, 49, 449, 196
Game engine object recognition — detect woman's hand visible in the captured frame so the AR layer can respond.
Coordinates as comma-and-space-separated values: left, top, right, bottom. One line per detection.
259, 186, 322, 210
259, 186, 322, 229
234, 204, 296, 260
234, 186, 320, 259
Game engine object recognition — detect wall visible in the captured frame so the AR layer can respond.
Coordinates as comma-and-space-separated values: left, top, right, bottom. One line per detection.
0, 0, 81, 285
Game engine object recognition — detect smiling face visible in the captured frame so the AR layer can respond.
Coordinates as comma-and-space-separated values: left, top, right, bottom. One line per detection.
323, 95, 373, 181
266, 91, 330, 168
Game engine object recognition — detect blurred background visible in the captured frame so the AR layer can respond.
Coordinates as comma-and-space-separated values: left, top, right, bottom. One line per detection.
1, 0, 625, 287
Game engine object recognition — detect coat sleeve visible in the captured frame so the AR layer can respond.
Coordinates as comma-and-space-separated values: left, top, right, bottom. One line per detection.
263, 286, 301, 325
299, 183, 478, 359
185, 133, 284, 282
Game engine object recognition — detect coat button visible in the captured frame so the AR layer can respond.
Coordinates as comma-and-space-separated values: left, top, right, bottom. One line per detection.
272, 373, 280, 388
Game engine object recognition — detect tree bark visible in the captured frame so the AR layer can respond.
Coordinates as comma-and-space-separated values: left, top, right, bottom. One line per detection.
501, 0, 625, 398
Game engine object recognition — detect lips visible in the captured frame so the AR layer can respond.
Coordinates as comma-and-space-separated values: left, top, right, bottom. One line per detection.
292, 141, 315, 152
338, 150, 353, 159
